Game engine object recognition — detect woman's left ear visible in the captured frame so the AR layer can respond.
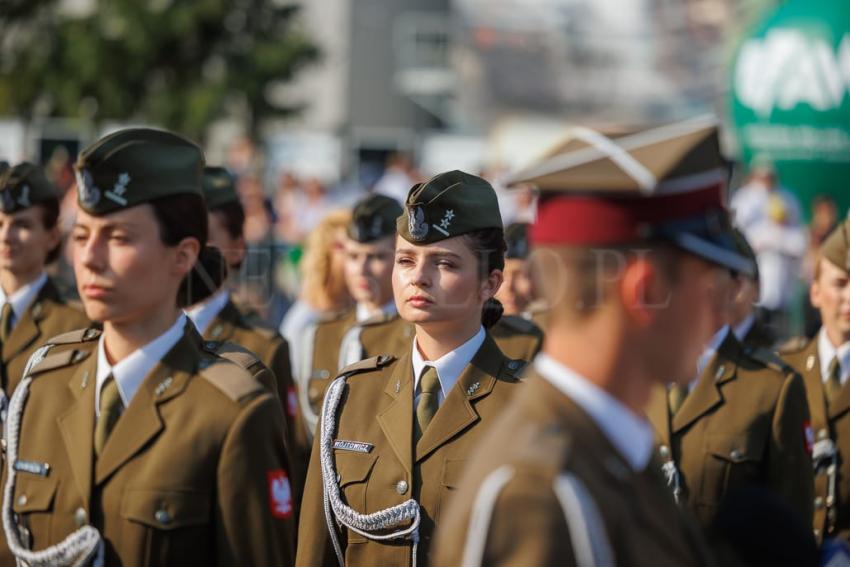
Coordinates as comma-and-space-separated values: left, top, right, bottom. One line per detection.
173, 237, 202, 277
482, 269, 504, 300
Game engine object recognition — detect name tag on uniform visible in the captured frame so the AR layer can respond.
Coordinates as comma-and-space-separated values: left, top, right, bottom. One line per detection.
14, 460, 50, 477
333, 440, 374, 454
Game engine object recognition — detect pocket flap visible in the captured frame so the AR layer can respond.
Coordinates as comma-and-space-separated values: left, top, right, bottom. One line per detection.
13, 476, 57, 513
121, 488, 210, 530
334, 452, 378, 488
441, 459, 468, 488
705, 434, 763, 463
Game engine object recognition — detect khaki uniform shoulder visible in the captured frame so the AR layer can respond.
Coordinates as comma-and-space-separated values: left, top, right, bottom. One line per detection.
336, 354, 396, 379
317, 308, 353, 325
778, 336, 811, 355
201, 339, 264, 371
25, 327, 101, 378
741, 345, 798, 377
502, 358, 528, 381
198, 348, 265, 403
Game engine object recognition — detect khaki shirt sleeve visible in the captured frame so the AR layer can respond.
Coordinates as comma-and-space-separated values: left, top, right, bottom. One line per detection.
296, 423, 338, 567
215, 391, 296, 566
768, 371, 814, 529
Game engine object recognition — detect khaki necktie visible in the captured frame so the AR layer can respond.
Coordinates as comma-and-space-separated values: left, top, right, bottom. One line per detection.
826, 357, 843, 404
94, 375, 124, 456
414, 366, 441, 442
668, 384, 689, 416
0, 303, 13, 343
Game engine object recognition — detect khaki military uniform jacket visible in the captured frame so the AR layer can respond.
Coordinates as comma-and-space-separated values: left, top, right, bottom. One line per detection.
782, 335, 850, 541
1, 278, 89, 397
0, 322, 295, 567
202, 299, 309, 504
433, 371, 714, 567
296, 334, 524, 566
647, 332, 813, 531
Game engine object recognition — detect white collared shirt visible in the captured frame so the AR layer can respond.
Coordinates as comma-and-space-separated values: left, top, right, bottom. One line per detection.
185, 289, 230, 335
411, 326, 485, 407
355, 301, 397, 323
733, 313, 756, 344
535, 353, 654, 472
0, 272, 48, 329
95, 313, 187, 415
817, 328, 850, 386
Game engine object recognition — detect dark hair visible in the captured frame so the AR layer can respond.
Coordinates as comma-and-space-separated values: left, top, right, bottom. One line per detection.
464, 227, 507, 328
150, 194, 227, 307
210, 201, 245, 241
37, 199, 62, 264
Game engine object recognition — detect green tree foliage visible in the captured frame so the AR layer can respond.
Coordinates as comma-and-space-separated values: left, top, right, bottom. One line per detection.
0, 0, 319, 139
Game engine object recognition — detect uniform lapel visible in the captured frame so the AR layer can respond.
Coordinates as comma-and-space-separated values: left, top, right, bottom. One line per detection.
94, 325, 197, 484
671, 332, 738, 434
794, 340, 830, 428
415, 335, 502, 463
57, 351, 98, 508
2, 281, 59, 362
376, 354, 415, 476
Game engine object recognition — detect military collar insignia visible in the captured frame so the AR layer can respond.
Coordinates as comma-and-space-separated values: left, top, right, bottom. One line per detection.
75, 168, 101, 208
466, 381, 480, 396
154, 376, 174, 396
407, 205, 428, 241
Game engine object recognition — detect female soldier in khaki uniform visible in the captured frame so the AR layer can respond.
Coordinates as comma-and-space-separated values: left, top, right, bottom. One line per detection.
0, 163, 89, 400
296, 171, 524, 566
1, 129, 295, 566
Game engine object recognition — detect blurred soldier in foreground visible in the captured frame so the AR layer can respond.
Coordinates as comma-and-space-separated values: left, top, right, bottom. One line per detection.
0, 129, 295, 566
781, 219, 850, 543
0, 163, 89, 401
434, 118, 748, 565
187, 165, 309, 505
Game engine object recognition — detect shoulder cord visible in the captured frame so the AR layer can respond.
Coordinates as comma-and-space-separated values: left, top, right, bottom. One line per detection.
337, 325, 364, 370
319, 376, 420, 567
460, 465, 514, 567
552, 472, 614, 567
2, 366, 102, 566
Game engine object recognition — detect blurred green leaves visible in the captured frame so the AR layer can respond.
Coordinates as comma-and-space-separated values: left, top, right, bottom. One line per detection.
0, 0, 319, 139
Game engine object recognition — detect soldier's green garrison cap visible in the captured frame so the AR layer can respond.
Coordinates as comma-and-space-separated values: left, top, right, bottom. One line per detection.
202, 166, 239, 209
74, 128, 204, 216
397, 170, 503, 244
348, 194, 402, 243
0, 162, 60, 214
821, 219, 850, 272
505, 223, 530, 259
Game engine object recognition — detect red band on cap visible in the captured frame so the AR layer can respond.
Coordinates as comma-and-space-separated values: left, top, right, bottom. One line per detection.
531, 184, 722, 245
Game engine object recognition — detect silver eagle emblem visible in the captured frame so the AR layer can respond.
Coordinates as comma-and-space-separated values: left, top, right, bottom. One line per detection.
407, 205, 428, 241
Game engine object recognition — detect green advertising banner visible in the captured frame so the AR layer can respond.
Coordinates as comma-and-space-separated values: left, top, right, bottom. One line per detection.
730, 0, 850, 220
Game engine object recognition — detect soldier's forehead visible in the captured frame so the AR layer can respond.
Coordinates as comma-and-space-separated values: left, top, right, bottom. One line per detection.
74, 204, 155, 228
395, 240, 468, 258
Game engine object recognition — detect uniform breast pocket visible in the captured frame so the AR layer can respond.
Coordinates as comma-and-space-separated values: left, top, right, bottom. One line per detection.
120, 488, 211, 565
699, 433, 766, 507
437, 459, 467, 520
334, 452, 379, 543
12, 475, 58, 550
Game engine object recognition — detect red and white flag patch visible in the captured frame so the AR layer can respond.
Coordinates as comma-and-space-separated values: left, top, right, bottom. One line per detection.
287, 387, 299, 418
267, 469, 293, 519
804, 420, 814, 455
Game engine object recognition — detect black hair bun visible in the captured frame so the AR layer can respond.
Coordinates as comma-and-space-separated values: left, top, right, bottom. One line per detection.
178, 245, 228, 307
481, 297, 504, 329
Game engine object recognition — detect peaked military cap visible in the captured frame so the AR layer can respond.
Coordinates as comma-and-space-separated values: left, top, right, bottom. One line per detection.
397, 170, 502, 244
348, 194, 402, 243
821, 219, 850, 272
202, 166, 239, 209
74, 128, 204, 216
0, 162, 60, 214
507, 116, 750, 274
505, 223, 530, 259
